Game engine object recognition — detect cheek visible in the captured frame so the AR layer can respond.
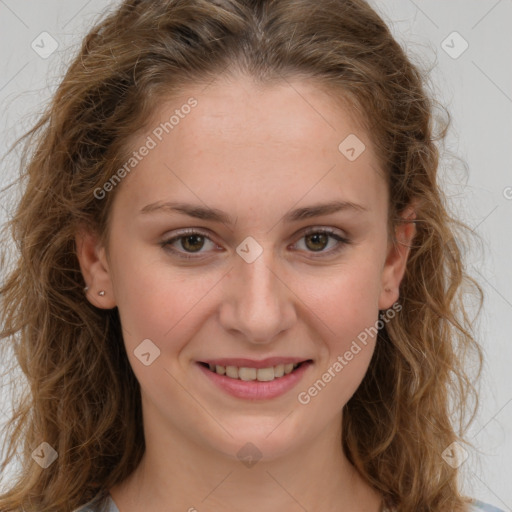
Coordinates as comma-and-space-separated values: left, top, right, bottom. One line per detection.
300, 258, 383, 345
110, 244, 221, 358
295, 266, 383, 413
109, 243, 178, 345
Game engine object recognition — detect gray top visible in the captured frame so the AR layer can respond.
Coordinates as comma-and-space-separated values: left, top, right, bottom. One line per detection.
75, 494, 505, 512
74, 494, 119, 512
471, 502, 507, 512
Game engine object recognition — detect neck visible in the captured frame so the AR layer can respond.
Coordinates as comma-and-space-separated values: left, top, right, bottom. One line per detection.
110, 402, 382, 511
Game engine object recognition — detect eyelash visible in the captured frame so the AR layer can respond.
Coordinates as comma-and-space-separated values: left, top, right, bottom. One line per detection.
159, 227, 352, 260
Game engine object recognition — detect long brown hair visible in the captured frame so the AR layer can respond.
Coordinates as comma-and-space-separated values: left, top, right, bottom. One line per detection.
0, 1, 484, 510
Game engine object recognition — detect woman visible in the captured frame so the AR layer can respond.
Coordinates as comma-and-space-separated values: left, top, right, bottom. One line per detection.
0, 1, 504, 511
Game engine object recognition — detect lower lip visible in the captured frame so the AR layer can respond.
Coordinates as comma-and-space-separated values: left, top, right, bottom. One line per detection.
197, 362, 312, 400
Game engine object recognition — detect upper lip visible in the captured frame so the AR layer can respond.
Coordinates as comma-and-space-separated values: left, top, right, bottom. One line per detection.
199, 357, 312, 369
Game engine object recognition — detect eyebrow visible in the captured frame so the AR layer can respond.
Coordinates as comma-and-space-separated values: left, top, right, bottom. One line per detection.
140, 199, 368, 225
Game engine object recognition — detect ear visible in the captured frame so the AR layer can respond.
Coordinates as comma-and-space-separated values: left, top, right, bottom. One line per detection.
75, 227, 117, 309
378, 203, 417, 310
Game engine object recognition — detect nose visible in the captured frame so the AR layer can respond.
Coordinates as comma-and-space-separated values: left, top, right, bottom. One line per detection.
218, 247, 296, 344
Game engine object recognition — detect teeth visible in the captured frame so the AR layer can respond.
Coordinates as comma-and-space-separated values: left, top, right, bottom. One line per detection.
206, 362, 302, 381
274, 364, 284, 378
238, 367, 257, 381
284, 363, 294, 374
225, 366, 239, 379
256, 367, 275, 381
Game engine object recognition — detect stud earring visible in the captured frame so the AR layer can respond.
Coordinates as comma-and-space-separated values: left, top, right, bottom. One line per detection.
98, 290, 105, 297
84, 286, 89, 293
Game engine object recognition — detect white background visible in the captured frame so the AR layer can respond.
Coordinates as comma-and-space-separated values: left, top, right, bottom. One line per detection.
0, 0, 510, 509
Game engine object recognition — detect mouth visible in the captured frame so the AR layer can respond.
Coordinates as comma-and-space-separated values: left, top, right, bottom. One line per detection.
197, 359, 313, 382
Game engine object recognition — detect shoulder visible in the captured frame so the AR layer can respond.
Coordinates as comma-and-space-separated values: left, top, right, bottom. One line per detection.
468, 500, 506, 512
74, 495, 505, 512
73, 493, 119, 512
385, 500, 505, 512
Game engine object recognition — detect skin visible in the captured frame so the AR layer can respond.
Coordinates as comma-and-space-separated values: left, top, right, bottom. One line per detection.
76, 73, 416, 512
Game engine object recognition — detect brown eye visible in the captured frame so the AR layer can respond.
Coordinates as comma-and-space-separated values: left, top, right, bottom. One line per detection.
180, 234, 206, 253
304, 232, 330, 252
160, 229, 218, 259
294, 228, 351, 257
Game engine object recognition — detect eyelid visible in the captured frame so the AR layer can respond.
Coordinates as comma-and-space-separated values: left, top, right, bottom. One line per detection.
299, 226, 347, 238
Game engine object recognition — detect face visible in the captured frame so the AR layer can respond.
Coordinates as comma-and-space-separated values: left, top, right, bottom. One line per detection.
78, 73, 415, 463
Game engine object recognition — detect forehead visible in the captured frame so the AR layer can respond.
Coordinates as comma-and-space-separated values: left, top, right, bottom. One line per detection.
115, 74, 386, 218
153, 74, 368, 154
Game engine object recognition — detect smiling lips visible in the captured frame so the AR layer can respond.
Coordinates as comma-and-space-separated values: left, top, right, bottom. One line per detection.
197, 358, 313, 400
198, 357, 312, 383
206, 362, 299, 381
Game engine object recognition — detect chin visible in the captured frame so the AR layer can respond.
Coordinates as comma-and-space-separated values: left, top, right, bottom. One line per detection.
204, 418, 306, 464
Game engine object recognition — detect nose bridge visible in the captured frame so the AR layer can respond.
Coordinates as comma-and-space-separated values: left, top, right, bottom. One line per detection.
222, 244, 294, 343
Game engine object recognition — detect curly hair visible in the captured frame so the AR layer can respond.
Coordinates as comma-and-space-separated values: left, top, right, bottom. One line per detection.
0, 0, 485, 510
